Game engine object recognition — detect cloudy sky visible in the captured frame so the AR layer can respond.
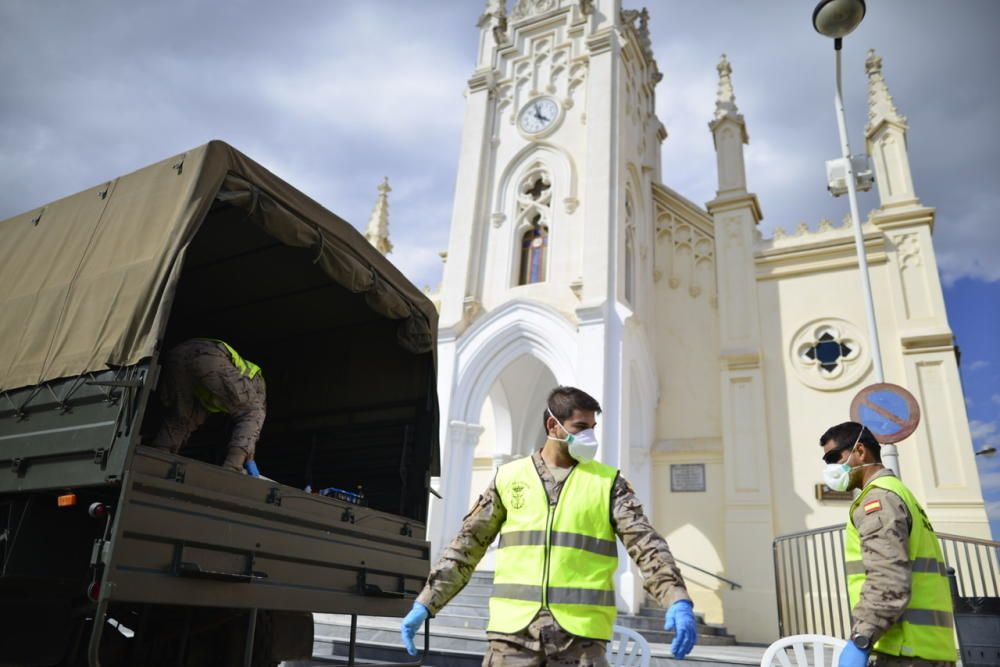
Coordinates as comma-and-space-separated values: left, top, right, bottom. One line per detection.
1, 1, 997, 535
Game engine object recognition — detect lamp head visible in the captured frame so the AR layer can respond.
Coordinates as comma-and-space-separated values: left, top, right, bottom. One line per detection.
812, 0, 866, 39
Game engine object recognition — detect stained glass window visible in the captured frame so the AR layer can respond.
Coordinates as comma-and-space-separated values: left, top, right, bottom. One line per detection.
803, 331, 854, 373
519, 217, 548, 285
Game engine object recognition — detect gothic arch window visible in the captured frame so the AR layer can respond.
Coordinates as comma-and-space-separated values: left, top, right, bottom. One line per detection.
519, 218, 549, 285
624, 192, 636, 305
515, 166, 552, 286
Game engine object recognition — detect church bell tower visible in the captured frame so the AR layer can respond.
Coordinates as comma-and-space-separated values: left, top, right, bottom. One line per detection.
431, 1, 667, 612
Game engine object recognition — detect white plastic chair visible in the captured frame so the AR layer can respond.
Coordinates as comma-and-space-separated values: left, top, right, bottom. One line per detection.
760, 634, 847, 667
606, 624, 651, 667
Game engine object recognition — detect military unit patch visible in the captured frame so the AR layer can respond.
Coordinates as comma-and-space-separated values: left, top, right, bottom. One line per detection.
864, 499, 882, 514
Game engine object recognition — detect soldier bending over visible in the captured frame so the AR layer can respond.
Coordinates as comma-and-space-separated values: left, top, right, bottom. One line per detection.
152, 338, 266, 474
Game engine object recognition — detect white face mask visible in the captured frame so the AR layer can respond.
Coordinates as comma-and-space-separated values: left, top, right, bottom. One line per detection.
547, 408, 599, 462
822, 430, 880, 491
822, 460, 854, 492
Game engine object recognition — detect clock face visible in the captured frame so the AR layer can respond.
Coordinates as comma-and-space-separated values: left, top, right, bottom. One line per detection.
518, 98, 560, 135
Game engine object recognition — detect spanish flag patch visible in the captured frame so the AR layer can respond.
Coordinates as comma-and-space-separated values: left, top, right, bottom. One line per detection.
864, 500, 882, 514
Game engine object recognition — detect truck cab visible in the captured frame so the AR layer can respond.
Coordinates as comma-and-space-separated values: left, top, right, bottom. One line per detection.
0, 142, 438, 666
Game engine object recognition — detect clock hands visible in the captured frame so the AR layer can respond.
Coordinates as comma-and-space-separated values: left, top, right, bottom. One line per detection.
522, 100, 556, 131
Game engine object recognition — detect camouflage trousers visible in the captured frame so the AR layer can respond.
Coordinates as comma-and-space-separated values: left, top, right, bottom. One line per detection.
151, 339, 266, 470
871, 653, 955, 667
483, 612, 609, 666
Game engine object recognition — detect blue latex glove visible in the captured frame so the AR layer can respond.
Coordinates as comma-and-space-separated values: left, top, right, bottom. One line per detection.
664, 599, 697, 659
837, 642, 869, 667
400, 601, 429, 656
244, 460, 261, 477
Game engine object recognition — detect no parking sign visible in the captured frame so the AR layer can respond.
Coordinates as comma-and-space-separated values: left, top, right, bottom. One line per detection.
849, 383, 921, 444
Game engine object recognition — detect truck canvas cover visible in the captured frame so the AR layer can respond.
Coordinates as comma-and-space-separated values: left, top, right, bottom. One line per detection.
0, 141, 439, 494
0, 140, 435, 391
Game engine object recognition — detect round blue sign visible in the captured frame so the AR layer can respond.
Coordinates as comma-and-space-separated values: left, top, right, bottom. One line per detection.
850, 383, 921, 444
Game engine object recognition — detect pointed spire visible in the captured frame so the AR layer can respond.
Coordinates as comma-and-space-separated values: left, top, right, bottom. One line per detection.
710, 54, 748, 143
365, 177, 393, 255
478, 0, 508, 47
865, 49, 906, 135
714, 54, 739, 121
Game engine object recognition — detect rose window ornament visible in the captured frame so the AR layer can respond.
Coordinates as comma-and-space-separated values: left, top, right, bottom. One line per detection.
789, 319, 870, 390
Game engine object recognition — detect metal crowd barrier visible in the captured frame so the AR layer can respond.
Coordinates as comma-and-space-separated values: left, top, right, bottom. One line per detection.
772, 524, 999, 638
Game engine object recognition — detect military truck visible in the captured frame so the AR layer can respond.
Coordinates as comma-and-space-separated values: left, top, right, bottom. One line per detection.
0, 142, 439, 667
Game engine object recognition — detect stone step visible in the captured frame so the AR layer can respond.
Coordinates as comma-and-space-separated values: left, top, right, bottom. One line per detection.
615, 613, 727, 636
287, 641, 760, 667
438, 603, 490, 619
299, 614, 762, 667
313, 614, 490, 654
435, 604, 729, 639
288, 641, 759, 667
449, 591, 492, 606
430, 615, 735, 644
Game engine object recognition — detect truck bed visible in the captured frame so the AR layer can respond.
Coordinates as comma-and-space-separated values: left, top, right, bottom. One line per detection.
103, 446, 429, 618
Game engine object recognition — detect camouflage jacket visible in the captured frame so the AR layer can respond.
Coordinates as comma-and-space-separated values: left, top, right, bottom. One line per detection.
850, 469, 914, 641
416, 450, 691, 633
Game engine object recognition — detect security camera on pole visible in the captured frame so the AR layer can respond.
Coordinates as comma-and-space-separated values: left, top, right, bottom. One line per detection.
812, 0, 901, 476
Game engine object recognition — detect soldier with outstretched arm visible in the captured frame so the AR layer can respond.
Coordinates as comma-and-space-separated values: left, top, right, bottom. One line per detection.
401, 386, 698, 665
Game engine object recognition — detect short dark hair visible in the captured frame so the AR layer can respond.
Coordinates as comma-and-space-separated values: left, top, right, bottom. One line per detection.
543, 386, 602, 432
819, 421, 881, 461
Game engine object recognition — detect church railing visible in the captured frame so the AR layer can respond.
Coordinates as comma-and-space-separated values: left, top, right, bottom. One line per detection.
674, 557, 742, 591
772, 524, 999, 638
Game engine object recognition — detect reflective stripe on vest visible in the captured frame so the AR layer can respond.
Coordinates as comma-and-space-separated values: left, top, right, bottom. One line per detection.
193, 339, 262, 413
845, 475, 957, 661
488, 456, 619, 640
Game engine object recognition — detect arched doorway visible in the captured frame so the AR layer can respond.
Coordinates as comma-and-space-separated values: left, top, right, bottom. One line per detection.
466, 354, 559, 570
429, 300, 577, 557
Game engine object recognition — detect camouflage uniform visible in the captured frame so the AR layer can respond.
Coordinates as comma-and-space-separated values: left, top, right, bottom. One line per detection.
151, 339, 266, 471
417, 450, 691, 666
850, 469, 954, 667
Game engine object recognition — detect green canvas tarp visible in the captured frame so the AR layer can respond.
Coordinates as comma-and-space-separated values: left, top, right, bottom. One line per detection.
0, 140, 437, 393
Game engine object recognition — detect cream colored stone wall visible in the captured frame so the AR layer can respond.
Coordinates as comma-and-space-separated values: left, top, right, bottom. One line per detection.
650, 451, 726, 624
755, 220, 991, 541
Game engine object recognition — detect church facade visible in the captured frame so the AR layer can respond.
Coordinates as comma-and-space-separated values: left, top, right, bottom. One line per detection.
415, 0, 990, 642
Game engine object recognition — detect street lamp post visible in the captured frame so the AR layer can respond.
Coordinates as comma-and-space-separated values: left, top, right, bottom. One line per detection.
812, 0, 901, 475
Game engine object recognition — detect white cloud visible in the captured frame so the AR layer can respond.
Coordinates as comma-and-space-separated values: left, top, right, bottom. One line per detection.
980, 467, 1000, 490
967, 360, 990, 372
937, 193, 1000, 285
987, 500, 1000, 523
970, 420, 997, 443
992, 394, 1000, 407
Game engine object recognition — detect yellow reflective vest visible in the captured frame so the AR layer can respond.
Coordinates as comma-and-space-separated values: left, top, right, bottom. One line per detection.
193, 339, 262, 414
845, 475, 956, 661
488, 455, 619, 640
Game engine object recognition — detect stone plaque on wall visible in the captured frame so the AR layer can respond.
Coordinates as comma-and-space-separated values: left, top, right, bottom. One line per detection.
670, 463, 706, 492
814, 483, 852, 501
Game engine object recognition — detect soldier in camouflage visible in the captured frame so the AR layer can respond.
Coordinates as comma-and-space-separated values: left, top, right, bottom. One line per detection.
820, 422, 956, 667
152, 338, 266, 473
401, 386, 698, 665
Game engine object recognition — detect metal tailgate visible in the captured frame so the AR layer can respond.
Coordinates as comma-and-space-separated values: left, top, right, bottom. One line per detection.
101, 446, 429, 617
